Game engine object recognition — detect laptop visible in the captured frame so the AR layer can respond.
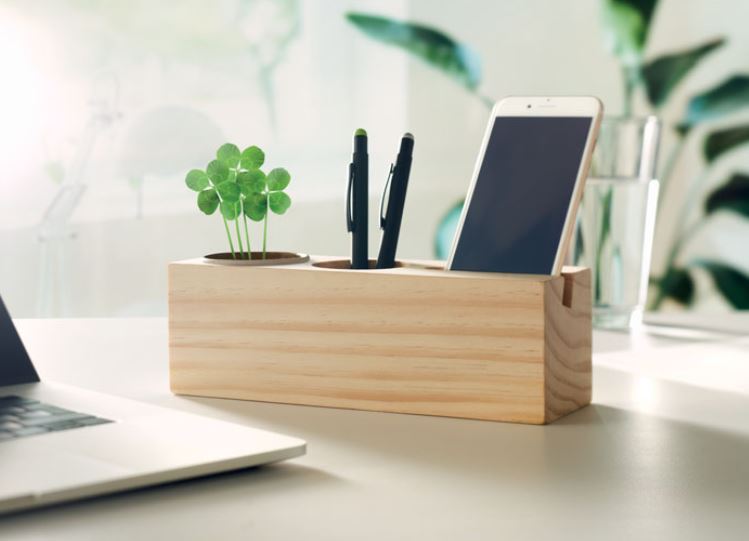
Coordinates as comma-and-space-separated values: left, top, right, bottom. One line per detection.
0, 295, 305, 514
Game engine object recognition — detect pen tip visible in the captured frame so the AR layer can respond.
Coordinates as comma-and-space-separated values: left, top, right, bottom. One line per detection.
403, 132, 414, 140
355, 128, 367, 137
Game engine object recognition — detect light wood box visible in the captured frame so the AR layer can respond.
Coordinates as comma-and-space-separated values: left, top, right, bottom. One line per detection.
168, 256, 592, 424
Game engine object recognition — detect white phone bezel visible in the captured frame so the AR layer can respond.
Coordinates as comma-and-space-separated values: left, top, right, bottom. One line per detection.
446, 96, 603, 276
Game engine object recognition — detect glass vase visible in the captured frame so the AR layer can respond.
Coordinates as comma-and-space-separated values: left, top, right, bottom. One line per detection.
571, 116, 661, 330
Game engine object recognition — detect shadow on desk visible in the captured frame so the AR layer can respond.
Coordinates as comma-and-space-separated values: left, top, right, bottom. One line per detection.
180, 375, 749, 514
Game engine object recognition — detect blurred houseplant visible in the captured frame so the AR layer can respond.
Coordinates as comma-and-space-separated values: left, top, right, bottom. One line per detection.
346, 2, 749, 309
600, 0, 749, 309
185, 143, 300, 264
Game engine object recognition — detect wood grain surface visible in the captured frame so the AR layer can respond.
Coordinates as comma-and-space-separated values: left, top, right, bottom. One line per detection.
168, 256, 592, 424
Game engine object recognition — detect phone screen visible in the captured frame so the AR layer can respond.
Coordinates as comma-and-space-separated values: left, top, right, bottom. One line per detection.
450, 116, 592, 274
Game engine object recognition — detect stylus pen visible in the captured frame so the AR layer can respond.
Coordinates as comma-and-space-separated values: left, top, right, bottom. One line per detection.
376, 133, 414, 269
346, 128, 368, 269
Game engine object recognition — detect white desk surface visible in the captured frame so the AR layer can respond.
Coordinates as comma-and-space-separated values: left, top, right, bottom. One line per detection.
2, 317, 749, 540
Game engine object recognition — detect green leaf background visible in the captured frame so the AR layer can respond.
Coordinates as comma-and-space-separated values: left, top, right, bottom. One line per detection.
658, 267, 695, 305
434, 200, 464, 260
695, 261, 749, 309
704, 125, 749, 162
600, 0, 658, 66
346, 12, 481, 91
642, 38, 724, 107
683, 75, 749, 128
705, 174, 749, 217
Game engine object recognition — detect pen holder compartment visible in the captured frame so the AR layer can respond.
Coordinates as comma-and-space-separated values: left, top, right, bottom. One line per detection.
168, 255, 592, 424
312, 259, 405, 270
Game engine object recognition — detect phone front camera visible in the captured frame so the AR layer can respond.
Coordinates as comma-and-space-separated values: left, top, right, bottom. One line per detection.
527, 104, 531, 108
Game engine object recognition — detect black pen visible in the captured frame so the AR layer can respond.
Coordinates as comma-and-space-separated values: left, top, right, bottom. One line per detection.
376, 133, 414, 269
347, 128, 369, 269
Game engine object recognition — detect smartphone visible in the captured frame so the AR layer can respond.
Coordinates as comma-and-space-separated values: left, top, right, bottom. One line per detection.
447, 96, 603, 276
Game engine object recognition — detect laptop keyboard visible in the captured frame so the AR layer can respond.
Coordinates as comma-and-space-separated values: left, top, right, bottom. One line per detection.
0, 395, 112, 442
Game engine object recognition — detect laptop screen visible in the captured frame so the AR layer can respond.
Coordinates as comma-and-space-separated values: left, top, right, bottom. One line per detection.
0, 296, 39, 386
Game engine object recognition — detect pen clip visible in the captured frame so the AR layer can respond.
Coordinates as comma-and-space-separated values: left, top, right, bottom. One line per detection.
346, 162, 354, 232
379, 163, 394, 229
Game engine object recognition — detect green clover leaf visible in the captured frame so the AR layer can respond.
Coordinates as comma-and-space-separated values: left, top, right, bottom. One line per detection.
240, 146, 265, 169
197, 188, 219, 215
264, 168, 292, 215
216, 181, 240, 203
185, 169, 209, 191
220, 200, 239, 220
237, 169, 266, 196
206, 160, 229, 184
217, 143, 241, 168
244, 192, 267, 221
184, 142, 293, 260
268, 191, 291, 214
266, 168, 290, 191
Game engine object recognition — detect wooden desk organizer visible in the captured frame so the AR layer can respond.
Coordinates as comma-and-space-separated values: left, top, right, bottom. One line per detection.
168, 256, 592, 424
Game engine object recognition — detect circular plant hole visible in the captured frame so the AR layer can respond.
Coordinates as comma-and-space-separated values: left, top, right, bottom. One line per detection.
204, 252, 309, 266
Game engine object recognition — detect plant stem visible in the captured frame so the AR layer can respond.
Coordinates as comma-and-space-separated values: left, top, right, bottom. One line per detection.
211, 178, 236, 259
621, 65, 639, 118
593, 187, 614, 305
242, 205, 252, 260
263, 213, 268, 259
234, 217, 244, 259
222, 216, 236, 259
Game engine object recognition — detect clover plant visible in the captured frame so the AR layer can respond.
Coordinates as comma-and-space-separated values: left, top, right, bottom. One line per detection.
185, 144, 292, 260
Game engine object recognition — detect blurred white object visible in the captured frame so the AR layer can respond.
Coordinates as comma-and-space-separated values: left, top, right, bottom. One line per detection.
117, 106, 223, 218
572, 116, 661, 330
37, 74, 121, 317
